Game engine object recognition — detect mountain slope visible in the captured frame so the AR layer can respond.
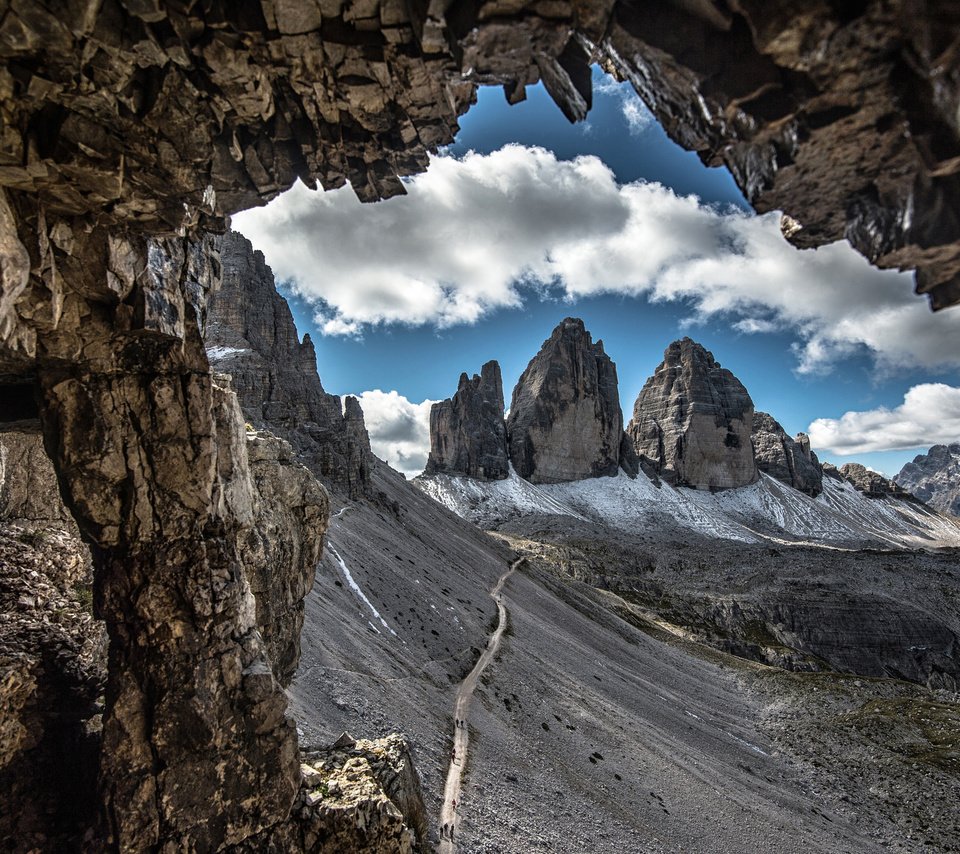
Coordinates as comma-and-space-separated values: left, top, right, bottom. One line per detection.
418, 467, 960, 550
895, 444, 960, 516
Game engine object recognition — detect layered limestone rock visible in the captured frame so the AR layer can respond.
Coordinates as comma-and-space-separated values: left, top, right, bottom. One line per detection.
0, 423, 78, 530
840, 463, 913, 500
601, 4, 960, 310
425, 361, 508, 480
506, 319, 623, 483
241, 429, 328, 684
752, 412, 823, 497
627, 339, 758, 490
25, 231, 307, 851
207, 231, 371, 499
895, 444, 960, 516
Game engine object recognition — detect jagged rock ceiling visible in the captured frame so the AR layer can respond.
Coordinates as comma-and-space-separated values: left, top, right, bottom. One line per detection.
0, 0, 959, 351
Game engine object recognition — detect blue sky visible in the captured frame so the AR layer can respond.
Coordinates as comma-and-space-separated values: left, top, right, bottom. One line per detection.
234, 69, 960, 477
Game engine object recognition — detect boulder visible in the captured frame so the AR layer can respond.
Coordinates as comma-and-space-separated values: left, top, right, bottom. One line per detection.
626, 338, 758, 490
506, 319, 623, 483
752, 412, 823, 497
425, 361, 509, 480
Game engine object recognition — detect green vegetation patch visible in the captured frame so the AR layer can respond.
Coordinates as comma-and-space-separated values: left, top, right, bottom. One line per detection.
842, 697, 960, 774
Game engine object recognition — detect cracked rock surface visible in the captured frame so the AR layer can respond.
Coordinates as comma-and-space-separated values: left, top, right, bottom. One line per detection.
627, 337, 758, 490
507, 318, 623, 484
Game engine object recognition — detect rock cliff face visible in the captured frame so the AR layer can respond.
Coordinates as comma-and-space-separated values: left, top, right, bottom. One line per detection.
894, 444, 960, 516
425, 361, 508, 480
839, 463, 913, 500
627, 339, 758, 490
752, 412, 823, 497
0, 424, 103, 852
207, 231, 371, 499
506, 319, 623, 484
0, 423, 78, 530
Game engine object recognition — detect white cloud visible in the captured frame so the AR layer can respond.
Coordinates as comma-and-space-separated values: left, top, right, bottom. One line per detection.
350, 390, 435, 478
596, 75, 654, 135
234, 145, 960, 374
808, 384, 960, 455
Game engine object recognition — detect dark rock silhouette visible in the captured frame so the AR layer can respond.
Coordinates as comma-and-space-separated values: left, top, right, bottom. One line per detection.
426, 361, 509, 480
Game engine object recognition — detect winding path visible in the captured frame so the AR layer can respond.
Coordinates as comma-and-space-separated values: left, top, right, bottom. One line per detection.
438, 558, 523, 851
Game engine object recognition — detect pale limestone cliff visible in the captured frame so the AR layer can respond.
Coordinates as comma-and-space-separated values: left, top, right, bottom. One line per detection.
507, 319, 623, 484
627, 339, 758, 490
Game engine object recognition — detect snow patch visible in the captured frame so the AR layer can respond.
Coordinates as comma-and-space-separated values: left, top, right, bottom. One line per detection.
417, 467, 960, 549
328, 542, 398, 636
206, 345, 251, 361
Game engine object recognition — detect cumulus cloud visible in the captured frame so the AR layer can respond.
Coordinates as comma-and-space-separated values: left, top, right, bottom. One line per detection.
350, 390, 435, 478
233, 145, 960, 374
808, 384, 960, 455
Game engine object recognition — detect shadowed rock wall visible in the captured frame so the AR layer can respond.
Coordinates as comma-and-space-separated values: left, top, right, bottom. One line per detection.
752, 411, 823, 497
507, 318, 623, 483
207, 231, 371, 499
425, 360, 509, 480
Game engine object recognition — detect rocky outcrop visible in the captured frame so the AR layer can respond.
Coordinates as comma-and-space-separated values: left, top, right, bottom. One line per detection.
752, 412, 823, 497
894, 444, 960, 516
292, 734, 430, 854
839, 463, 913, 500
207, 231, 370, 498
241, 429, 328, 685
627, 339, 758, 490
0, 524, 104, 852
425, 361, 508, 480
506, 319, 623, 483
0, 422, 77, 530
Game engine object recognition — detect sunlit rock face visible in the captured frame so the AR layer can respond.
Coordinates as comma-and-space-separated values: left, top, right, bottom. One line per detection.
627, 338, 758, 491
425, 360, 509, 480
507, 318, 623, 484
752, 412, 823, 497
895, 444, 960, 516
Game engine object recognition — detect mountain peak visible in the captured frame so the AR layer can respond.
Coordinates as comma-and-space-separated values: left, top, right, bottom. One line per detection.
627, 337, 757, 490
506, 319, 623, 483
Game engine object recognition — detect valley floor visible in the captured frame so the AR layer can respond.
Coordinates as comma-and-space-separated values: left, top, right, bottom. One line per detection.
290, 464, 960, 853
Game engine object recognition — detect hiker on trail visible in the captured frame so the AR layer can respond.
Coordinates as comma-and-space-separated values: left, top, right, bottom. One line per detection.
450, 749, 456, 762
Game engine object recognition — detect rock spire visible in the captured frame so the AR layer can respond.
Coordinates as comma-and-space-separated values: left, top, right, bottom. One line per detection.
752, 412, 823, 497
506, 318, 623, 484
627, 338, 758, 490
425, 361, 509, 480
206, 231, 371, 498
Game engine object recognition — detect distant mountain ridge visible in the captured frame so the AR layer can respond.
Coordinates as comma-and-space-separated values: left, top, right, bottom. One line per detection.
416, 318, 960, 549
895, 444, 960, 516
